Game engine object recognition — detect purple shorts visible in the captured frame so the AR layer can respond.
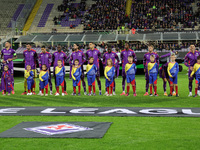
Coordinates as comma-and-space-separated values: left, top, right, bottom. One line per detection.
122, 69, 126, 78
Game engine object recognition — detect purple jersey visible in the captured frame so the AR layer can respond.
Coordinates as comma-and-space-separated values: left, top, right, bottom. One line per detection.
120, 49, 137, 70
69, 50, 86, 65
103, 51, 119, 66
86, 48, 101, 68
23, 49, 37, 69
143, 52, 159, 68
52, 51, 68, 67
38, 52, 52, 69
184, 51, 200, 67
1, 48, 16, 70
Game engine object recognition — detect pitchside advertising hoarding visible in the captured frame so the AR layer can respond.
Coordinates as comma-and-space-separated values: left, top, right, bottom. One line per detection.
0, 107, 200, 117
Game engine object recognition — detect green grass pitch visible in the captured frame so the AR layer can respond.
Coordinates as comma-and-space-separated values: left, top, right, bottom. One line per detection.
0, 64, 200, 150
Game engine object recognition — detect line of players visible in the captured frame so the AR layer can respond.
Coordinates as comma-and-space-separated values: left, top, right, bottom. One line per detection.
1, 41, 200, 97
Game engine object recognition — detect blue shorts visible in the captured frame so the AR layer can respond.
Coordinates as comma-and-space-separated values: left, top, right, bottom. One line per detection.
169, 75, 178, 84
149, 74, 157, 84
56, 76, 64, 87
73, 78, 81, 87
87, 75, 96, 86
40, 80, 48, 89
106, 77, 114, 87
196, 77, 200, 84
27, 79, 34, 90
126, 74, 135, 85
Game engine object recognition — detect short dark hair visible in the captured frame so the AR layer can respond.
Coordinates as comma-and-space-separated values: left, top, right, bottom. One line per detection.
26, 43, 31, 46
74, 59, 79, 62
128, 56, 133, 59
57, 59, 62, 62
108, 45, 112, 49
41, 45, 46, 49
6, 41, 11, 44
197, 56, 200, 60
150, 54, 155, 58
125, 42, 130, 46
42, 64, 47, 67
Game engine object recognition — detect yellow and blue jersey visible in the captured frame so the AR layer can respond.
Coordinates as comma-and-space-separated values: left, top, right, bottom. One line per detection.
104, 66, 115, 87
71, 67, 82, 81
39, 70, 49, 89
125, 63, 136, 84
24, 70, 34, 90
39, 70, 49, 82
86, 64, 97, 76
104, 66, 115, 80
25, 70, 34, 80
71, 66, 82, 86
125, 63, 136, 75
86, 64, 96, 86
191, 63, 200, 78
167, 62, 179, 78
55, 66, 65, 76
148, 62, 158, 75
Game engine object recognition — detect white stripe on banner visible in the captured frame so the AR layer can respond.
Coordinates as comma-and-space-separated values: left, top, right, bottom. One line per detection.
0, 107, 200, 117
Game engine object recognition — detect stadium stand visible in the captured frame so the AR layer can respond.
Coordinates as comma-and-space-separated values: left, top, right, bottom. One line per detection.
0, 0, 26, 35
28, 0, 84, 34
37, 4, 54, 27
83, 0, 127, 30
21, 0, 200, 34
7, 4, 25, 28
130, 0, 199, 30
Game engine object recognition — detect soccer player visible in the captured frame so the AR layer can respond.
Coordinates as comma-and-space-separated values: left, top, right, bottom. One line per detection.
86, 42, 102, 95
25, 65, 35, 95
168, 54, 179, 97
55, 60, 65, 96
39, 64, 49, 96
159, 63, 170, 96
21, 43, 37, 95
69, 49, 74, 80
104, 58, 115, 96
86, 57, 97, 96
52, 45, 68, 95
103, 45, 119, 95
190, 56, 200, 97
120, 42, 137, 95
148, 55, 159, 96
115, 48, 121, 78
184, 44, 200, 96
70, 43, 87, 95
1, 41, 17, 94
71, 59, 82, 96
1, 65, 13, 96
125, 56, 137, 96
143, 44, 159, 96
38, 46, 52, 95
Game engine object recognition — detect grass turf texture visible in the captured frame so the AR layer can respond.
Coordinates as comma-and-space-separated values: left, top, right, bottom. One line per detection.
0, 64, 200, 149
